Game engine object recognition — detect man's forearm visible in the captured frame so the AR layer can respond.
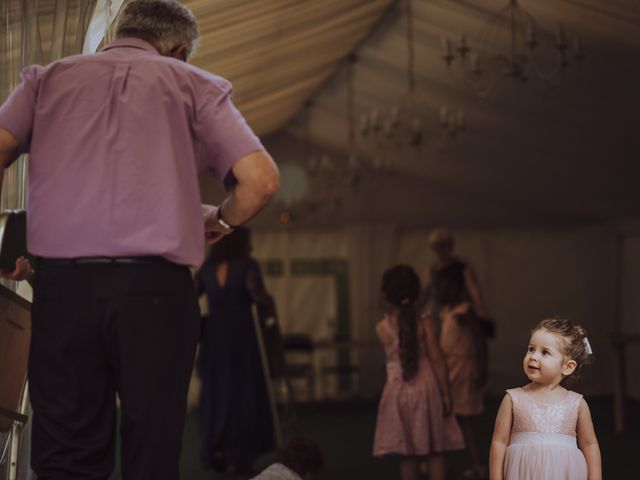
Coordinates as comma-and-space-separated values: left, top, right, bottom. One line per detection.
219, 150, 279, 227
220, 179, 277, 227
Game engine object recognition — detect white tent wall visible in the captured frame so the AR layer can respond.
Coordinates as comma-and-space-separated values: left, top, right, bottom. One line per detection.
250, 230, 349, 338
248, 223, 637, 399
249, 226, 396, 398
396, 226, 615, 397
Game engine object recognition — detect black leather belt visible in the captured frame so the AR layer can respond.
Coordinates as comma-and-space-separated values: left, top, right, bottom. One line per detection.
35, 256, 171, 266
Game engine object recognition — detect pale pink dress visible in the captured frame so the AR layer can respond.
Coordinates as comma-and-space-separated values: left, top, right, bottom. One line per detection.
440, 309, 484, 416
373, 317, 464, 456
504, 388, 588, 480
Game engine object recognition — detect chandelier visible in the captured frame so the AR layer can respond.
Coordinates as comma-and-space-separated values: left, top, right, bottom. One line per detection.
306, 56, 389, 187
358, 0, 466, 155
440, 0, 584, 97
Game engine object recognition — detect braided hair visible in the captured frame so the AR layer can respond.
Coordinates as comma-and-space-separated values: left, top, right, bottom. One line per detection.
382, 265, 421, 381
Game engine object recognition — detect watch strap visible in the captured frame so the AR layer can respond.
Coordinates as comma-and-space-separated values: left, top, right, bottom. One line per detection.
216, 205, 238, 230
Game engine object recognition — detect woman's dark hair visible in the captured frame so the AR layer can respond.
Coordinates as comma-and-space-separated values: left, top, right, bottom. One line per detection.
205, 227, 251, 263
276, 436, 324, 476
382, 265, 421, 381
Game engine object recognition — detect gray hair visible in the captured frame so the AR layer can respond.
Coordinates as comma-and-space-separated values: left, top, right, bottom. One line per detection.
115, 0, 199, 58
428, 227, 454, 247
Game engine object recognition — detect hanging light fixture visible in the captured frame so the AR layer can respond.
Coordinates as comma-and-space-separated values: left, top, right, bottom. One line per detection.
441, 0, 584, 97
359, 0, 466, 153
359, 0, 425, 151
345, 54, 364, 182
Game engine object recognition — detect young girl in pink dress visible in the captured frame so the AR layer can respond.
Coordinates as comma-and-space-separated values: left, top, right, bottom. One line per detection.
373, 265, 464, 480
489, 318, 602, 480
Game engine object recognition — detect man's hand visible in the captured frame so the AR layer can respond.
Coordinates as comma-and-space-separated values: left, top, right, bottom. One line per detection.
202, 204, 230, 245
0, 256, 33, 281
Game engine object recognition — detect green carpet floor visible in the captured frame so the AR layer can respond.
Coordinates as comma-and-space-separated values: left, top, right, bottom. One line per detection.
115, 395, 640, 479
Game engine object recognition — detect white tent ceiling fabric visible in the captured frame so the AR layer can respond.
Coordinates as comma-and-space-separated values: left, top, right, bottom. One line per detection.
275, 0, 640, 226
186, 0, 394, 136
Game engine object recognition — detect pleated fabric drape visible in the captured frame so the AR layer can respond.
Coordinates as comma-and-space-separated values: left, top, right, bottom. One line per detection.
185, 0, 393, 136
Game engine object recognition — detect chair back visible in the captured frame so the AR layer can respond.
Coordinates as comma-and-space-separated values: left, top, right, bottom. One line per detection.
0, 285, 31, 431
282, 333, 314, 352
0, 210, 27, 272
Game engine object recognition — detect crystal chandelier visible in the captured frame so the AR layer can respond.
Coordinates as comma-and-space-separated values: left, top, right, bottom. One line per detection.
358, 0, 466, 155
307, 55, 389, 185
440, 0, 584, 97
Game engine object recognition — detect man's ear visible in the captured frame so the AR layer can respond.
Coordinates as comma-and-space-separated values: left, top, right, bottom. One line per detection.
168, 44, 188, 61
562, 359, 577, 377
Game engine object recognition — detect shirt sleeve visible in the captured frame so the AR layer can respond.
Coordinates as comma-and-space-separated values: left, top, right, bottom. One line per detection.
0, 67, 39, 155
193, 83, 265, 189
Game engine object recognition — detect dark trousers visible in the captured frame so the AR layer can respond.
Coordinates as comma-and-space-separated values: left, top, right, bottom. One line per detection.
29, 260, 200, 480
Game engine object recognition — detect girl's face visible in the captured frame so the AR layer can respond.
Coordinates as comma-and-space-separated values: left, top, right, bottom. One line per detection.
523, 329, 576, 386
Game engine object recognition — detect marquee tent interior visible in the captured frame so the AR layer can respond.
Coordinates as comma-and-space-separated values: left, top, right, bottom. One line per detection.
189, 0, 640, 403
1, 0, 639, 414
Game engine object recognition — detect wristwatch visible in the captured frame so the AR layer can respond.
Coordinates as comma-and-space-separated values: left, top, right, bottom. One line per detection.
216, 204, 237, 231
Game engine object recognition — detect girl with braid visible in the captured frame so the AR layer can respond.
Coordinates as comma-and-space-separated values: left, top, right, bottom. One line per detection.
373, 265, 463, 480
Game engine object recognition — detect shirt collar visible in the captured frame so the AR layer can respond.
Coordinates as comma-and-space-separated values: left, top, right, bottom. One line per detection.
101, 37, 159, 54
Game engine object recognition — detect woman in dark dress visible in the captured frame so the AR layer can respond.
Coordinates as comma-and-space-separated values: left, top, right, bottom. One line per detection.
195, 227, 275, 474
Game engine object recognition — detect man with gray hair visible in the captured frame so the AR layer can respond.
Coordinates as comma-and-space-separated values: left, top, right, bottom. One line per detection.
0, 1, 279, 478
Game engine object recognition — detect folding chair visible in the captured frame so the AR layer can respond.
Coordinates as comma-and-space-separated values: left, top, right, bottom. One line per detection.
0, 285, 31, 480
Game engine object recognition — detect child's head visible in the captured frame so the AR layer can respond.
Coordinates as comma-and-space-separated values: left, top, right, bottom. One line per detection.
524, 317, 592, 386
381, 264, 420, 308
276, 436, 323, 479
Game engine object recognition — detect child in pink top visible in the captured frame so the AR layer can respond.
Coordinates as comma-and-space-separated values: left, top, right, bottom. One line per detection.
489, 318, 602, 480
373, 265, 463, 480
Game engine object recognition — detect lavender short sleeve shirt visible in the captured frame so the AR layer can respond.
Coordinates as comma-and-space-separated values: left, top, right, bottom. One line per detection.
0, 38, 264, 266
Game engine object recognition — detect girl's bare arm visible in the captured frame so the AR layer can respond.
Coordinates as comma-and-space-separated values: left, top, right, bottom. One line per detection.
375, 320, 393, 347
489, 394, 513, 480
577, 399, 602, 480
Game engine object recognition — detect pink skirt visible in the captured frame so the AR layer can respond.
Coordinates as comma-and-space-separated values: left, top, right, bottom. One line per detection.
373, 374, 464, 456
504, 432, 588, 480
446, 353, 484, 416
